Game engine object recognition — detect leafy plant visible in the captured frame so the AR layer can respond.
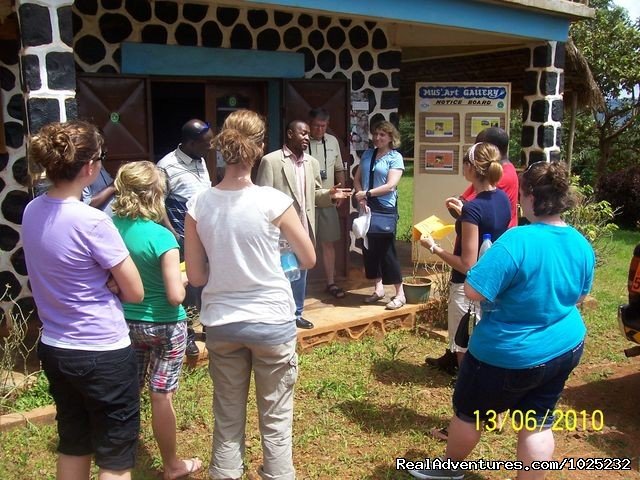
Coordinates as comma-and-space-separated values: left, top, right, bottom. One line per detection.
382, 336, 408, 361
10, 372, 52, 412
563, 178, 619, 265
508, 108, 524, 167
570, 0, 640, 180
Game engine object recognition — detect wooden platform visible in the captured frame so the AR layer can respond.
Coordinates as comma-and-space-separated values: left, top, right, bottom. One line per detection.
296, 282, 429, 350
186, 283, 432, 364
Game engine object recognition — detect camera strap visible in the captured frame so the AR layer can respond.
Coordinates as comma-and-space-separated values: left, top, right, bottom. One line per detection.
313, 137, 328, 172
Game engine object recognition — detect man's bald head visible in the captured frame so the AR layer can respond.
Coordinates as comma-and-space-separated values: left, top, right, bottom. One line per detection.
181, 119, 211, 143
180, 119, 213, 159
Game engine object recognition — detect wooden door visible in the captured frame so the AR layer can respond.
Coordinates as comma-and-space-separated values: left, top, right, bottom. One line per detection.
77, 75, 151, 177
283, 79, 350, 281
205, 81, 267, 132
205, 81, 267, 180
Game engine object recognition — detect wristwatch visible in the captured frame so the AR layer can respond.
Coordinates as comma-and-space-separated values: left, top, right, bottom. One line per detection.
366, 190, 372, 199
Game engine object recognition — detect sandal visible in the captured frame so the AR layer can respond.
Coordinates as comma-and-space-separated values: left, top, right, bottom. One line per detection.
385, 296, 406, 310
364, 292, 385, 304
326, 283, 346, 299
430, 427, 448, 441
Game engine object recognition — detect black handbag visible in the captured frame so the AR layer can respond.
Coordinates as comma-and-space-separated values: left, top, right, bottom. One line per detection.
454, 303, 477, 348
367, 148, 398, 236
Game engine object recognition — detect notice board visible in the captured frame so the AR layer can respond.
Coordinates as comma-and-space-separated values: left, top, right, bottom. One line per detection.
413, 82, 511, 256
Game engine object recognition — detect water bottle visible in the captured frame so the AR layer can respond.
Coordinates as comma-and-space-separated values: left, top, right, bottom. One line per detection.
478, 233, 493, 258
279, 240, 300, 281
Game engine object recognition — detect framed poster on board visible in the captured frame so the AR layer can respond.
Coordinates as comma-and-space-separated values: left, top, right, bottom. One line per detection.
424, 117, 454, 138
470, 117, 501, 137
425, 150, 454, 171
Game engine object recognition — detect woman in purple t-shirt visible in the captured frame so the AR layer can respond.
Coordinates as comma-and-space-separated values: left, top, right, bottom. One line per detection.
23, 121, 143, 480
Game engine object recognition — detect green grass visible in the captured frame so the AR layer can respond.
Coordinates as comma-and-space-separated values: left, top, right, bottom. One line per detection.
1, 229, 639, 479
580, 229, 640, 366
397, 161, 414, 241
9, 372, 53, 413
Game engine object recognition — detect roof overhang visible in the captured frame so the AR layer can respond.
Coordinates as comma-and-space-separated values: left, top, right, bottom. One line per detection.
239, 0, 594, 60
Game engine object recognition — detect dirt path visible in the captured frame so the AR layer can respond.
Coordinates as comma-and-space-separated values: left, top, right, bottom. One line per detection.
552, 356, 640, 479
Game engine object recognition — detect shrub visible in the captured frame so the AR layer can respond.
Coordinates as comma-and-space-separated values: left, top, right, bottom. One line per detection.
563, 179, 619, 266
597, 164, 640, 229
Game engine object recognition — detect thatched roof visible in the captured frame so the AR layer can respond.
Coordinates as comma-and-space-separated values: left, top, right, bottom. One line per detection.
400, 40, 604, 114
565, 37, 604, 109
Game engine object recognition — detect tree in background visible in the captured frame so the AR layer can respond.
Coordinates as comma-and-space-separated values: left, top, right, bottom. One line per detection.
570, 0, 640, 181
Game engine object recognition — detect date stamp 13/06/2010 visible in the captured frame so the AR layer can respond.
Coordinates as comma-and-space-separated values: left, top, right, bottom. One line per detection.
475, 409, 604, 433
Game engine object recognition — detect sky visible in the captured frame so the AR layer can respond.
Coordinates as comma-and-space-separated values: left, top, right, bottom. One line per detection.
613, 0, 640, 21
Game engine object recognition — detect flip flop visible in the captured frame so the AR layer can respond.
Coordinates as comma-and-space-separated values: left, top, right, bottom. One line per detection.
326, 283, 346, 298
430, 427, 448, 441
164, 458, 203, 480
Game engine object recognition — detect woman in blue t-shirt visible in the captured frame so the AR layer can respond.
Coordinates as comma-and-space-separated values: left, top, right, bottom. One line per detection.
354, 121, 406, 310
408, 161, 595, 480
420, 143, 511, 370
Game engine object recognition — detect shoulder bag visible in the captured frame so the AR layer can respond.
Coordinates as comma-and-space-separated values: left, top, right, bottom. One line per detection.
367, 148, 398, 236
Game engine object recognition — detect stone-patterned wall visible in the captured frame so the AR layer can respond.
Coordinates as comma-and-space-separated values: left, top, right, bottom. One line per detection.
71, 1, 402, 259
0, 14, 33, 321
18, 1, 77, 133
0, 1, 76, 320
71, 1, 402, 128
521, 41, 565, 164
0, 1, 401, 314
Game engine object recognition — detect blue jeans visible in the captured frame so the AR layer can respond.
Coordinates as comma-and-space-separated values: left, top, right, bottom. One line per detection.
453, 340, 584, 428
290, 269, 307, 318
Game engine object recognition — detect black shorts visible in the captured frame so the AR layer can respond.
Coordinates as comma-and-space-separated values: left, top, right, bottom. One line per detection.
38, 342, 140, 471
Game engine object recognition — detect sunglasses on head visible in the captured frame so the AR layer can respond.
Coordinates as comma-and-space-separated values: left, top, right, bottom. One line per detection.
524, 160, 547, 173
196, 122, 211, 135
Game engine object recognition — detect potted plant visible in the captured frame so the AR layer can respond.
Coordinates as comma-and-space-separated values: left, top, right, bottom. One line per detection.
402, 241, 433, 304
